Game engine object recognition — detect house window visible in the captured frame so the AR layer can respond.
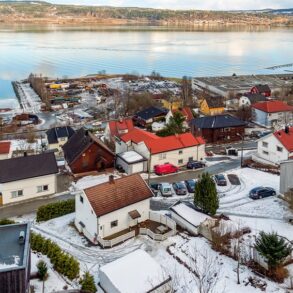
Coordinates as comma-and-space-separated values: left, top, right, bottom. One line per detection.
37, 185, 49, 193
262, 142, 268, 148
178, 159, 183, 164
179, 150, 183, 155
11, 190, 23, 198
188, 157, 193, 161
111, 220, 118, 228
277, 146, 283, 152
263, 151, 269, 155
80, 196, 84, 203
159, 153, 166, 160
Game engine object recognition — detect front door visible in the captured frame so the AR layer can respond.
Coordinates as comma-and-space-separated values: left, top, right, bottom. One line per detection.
0, 194, 3, 206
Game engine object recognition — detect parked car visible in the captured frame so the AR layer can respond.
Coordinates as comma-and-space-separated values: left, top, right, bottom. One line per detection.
150, 183, 160, 196
154, 163, 179, 176
172, 182, 188, 195
159, 182, 173, 197
214, 174, 227, 186
186, 160, 205, 169
185, 179, 197, 193
249, 187, 276, 200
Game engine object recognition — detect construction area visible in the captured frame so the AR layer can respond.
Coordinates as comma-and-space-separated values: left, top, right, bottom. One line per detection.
192, 74, 293, 97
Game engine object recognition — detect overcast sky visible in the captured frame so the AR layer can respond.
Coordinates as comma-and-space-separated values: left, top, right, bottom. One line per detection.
46, 0, 293, 10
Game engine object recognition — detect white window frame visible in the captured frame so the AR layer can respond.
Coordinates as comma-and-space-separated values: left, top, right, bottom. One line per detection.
262, 141, 268, 148
11, 190, 23, 198
111, 220, 118, 228
159, 153, 166, 160
277, 146, 283, 152
37, 185, 49, 193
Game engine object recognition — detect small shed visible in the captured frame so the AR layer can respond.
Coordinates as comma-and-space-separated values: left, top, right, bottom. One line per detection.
99, 249, 172, 293
170, 202, 211, 235
116, 151, 147, 174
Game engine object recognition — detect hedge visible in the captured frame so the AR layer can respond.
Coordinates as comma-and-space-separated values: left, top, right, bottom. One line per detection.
31, 232, 80, 280
36, 199, 75, 222
0, 219, 16, 225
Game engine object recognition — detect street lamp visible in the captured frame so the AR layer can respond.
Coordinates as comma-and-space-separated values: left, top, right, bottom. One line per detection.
236, 133, 244, 168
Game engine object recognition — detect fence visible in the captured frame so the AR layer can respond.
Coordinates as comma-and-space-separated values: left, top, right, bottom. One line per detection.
97, 230, 135, 248
149, 211, 177, 230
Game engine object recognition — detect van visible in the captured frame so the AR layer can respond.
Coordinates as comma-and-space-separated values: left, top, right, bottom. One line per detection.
154, 163, 179, 176
159, 183, 173, 197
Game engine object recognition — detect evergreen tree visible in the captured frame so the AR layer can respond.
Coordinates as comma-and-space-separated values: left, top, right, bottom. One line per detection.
194, 172, 219, 215
156, 111, 185, 137
255, 231, 292, 271
80, 272, 97, 293
37, 260, 48, 293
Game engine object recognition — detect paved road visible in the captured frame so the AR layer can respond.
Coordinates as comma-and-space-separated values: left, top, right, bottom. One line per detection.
149, 157, 241, 184
0, 193, 74, 219
206, 140, 257, 152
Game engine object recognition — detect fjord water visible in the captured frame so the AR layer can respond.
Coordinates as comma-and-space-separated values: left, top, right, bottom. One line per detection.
0, 24, 293, 107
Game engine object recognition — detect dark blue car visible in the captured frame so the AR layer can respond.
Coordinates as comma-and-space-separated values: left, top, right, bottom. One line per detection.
249, 187, 276, 200
185, 179, 196, 193
186, 160, 205, 170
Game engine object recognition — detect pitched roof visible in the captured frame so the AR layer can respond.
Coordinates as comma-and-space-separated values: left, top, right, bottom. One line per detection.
63, 128, 113, 165
273, 127, 293, 152
84, 174, 152, 217
108, 119, 134, 137
121, 128, 204, 154
190, 114, 246, 129
253, 84, 271, 93
0, 141, 11, 155
172, 107, 194, 122
135, 106, 168, 121
0, 153, 58, 183
243, 93, 267, 103
204, 96, 225, 108
252, 100, 293, 113
46, 126, 75, 144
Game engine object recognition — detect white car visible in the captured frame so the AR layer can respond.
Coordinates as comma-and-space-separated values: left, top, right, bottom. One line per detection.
159, 182, 173, 197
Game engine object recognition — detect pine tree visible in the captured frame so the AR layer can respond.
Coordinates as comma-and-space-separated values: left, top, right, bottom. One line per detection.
194, 172, 219, 215
255, 231, 292, 271
80, 272, 97, 293
37, 260, 48, 293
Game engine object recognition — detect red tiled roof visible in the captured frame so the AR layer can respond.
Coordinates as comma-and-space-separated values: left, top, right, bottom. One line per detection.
108, 119, 134, 137
121, 128, 205, 154
252, 101, 293, 113
0, 141, 11, 155
172, 107, 194, 122
84, 174, 152, 217
273, 127, 293, 152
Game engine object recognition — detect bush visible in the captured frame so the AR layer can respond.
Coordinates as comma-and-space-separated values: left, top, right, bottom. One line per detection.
0, 219, 16, 225
31, 232, 79, 280
36, 199, 75, 222
80, 271, 97, 293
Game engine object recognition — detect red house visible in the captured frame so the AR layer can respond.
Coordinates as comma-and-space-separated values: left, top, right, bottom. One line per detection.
250, 84, 271, 97
63, 128, 114, 174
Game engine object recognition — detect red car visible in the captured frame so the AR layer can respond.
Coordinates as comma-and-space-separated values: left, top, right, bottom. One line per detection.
154, 163, 179, 175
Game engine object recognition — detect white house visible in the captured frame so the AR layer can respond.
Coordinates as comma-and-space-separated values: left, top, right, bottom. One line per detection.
99, 249, 172, 293
256, 126, 293, 165
251, 100, 293, 128
0, 153, 58, 206
75, 174, 153, 244
46, 126, 75, 153
238, 93, 266, 108
0, 141, 12, 160
170, 201, 211, 235
116, 151, 147, 174
115, 128, 205, 171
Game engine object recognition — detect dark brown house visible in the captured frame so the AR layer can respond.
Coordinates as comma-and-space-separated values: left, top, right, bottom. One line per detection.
190, 114, 246, 143
62, 128, 115, 174
0, 223, 30, 293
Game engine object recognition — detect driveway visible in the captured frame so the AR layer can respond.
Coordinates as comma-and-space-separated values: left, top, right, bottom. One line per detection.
0, 192, 74, 219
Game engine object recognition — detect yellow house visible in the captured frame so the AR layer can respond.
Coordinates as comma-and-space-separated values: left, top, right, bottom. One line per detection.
200, 97, 225, 116
161, 99, 183, 110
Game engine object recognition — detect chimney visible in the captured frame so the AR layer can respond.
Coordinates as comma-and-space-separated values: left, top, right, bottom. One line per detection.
109, 175, 115, 184
285, 125, 290, 134
19, 231, 25, 245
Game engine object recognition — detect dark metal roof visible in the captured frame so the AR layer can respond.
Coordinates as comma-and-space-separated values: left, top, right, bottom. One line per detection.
0, 153, 58, 183
254, 84, 271, 93
243, 93, 267, 103
190, 114, 246, 129
135, 106, 168, 121
204, 96, 225, 108
0, 223, 30, 272
46, 126, 75, 144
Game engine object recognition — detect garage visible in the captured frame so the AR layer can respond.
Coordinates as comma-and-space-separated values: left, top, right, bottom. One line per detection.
116, 151, 147, 174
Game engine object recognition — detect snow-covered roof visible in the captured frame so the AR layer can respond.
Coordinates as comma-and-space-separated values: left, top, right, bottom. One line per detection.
99, 249, 170, 293
171, 203, 211, 227
117, 151, 146, 163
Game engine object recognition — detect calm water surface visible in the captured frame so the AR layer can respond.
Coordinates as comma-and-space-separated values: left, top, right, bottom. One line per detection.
1, 24, 293, 107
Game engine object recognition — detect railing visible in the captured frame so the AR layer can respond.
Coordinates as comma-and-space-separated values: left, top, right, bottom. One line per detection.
97, 230, 135, 248
97, 212, 177, 248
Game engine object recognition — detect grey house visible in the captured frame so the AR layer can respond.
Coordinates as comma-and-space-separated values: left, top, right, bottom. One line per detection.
280, 160, 293, 195
0, 223, 31, 293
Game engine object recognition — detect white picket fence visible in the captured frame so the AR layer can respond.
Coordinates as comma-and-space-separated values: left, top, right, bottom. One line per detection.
97, 212, 177, 248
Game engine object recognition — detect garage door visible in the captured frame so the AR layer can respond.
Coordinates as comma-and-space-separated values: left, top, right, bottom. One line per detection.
132, 162, 144, 174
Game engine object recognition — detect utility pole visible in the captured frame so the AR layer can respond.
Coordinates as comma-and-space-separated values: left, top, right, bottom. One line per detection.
147, 149, 152, 185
